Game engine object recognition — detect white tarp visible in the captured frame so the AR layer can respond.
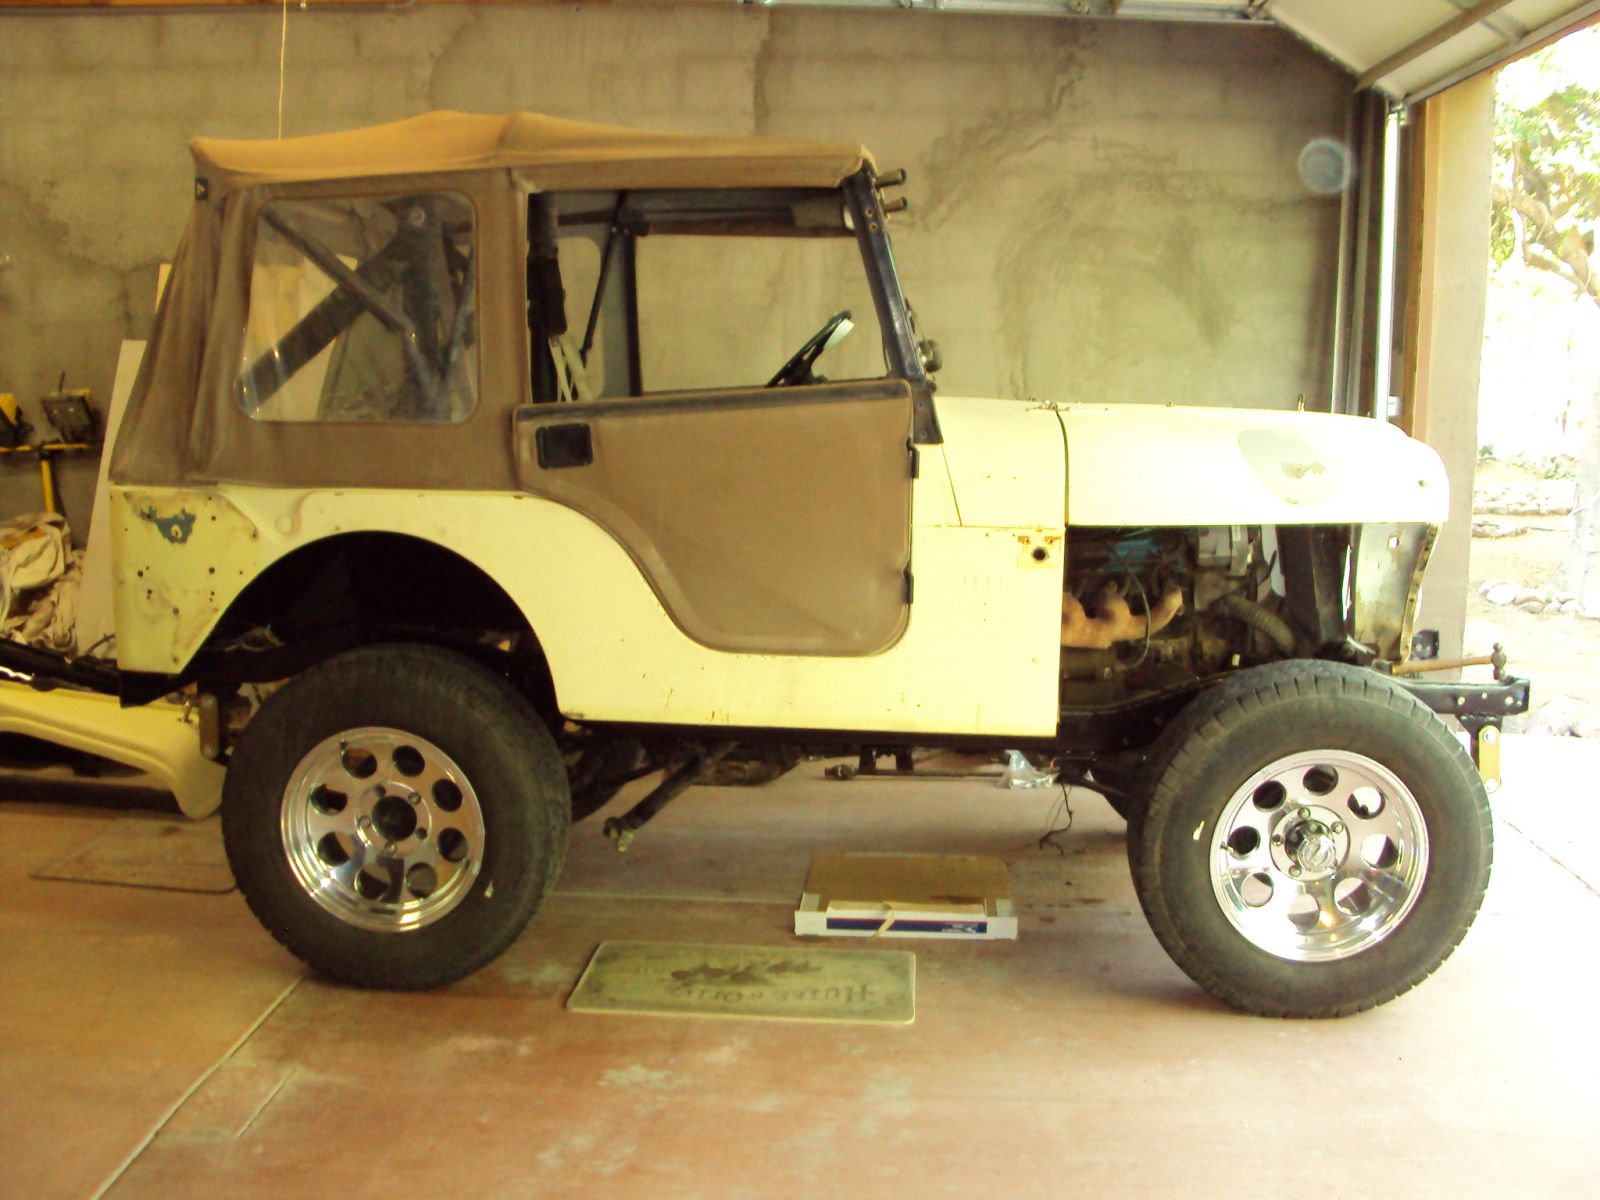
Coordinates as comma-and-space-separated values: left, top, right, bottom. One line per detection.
0, 512, 81, 652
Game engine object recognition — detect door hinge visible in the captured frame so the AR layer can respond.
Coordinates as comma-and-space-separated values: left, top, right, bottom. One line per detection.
904, 567, 914, 604
907, 442, 920, 479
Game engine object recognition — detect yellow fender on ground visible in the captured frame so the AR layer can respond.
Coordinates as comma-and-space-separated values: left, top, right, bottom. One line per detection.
0, 681, 224, 817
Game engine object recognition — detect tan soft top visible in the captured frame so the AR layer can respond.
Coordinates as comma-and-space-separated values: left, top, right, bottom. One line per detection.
190, 110, 874, 191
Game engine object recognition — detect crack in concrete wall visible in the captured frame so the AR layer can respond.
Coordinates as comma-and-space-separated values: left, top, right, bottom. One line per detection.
752, 22, 777, 138
919, 30, 1089, 233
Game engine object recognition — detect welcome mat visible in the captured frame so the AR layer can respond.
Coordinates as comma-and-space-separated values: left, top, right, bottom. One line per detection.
31, 814, 235, 894
568, 940, 915, 1025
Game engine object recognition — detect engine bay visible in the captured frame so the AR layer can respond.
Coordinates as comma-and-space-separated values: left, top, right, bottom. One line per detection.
1058, 525, 1335, 707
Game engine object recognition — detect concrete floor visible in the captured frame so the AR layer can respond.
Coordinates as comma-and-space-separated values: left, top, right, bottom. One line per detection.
2, 736, 1595, 1199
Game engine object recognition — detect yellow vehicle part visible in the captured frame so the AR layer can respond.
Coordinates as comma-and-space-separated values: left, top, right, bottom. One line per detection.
226, 483, 1063, 738
109, 459, 1067, 738
0, 681, 225, 817
110, 489, 260, 674
109, 394, 1071, 738
1476, 724, 1502, 791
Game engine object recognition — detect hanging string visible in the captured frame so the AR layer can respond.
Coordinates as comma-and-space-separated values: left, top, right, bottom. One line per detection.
277, 0, 289, 139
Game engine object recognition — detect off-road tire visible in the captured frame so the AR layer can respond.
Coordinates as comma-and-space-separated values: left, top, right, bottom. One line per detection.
222, 643, 570, 989
1130, 660, 1491, 1018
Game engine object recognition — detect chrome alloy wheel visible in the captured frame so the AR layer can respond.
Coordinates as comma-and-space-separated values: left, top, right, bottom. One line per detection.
1209, 750, 1429, 962
280, 727, 486, 932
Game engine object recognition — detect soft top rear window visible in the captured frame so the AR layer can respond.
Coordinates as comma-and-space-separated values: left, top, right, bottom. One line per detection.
237, 191, 477, 424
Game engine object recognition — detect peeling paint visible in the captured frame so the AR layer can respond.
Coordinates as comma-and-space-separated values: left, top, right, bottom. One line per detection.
1282, 462, 1324, 479
1238, 429, 1340, 507
111, 488, 260, 672
1353, 521, 1434, 660
138, 505, 196, 544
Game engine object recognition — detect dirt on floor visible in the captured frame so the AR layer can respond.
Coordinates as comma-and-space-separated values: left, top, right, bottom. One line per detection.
1465, 459, 1599, 735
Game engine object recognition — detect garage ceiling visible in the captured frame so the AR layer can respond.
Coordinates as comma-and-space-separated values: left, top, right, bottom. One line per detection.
1269, 0, 1600, 103
754, 0, 1599, 104
4, 0, 1594, 106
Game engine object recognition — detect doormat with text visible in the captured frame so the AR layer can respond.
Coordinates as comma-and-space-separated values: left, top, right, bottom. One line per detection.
567, 940, 915, 1025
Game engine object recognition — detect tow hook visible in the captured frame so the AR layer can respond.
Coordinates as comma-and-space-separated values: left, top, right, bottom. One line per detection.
1390, 664, 1528, 792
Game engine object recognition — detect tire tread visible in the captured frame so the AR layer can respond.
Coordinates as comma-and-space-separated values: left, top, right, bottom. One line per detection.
223, 643, 570, 990
1130, 660, 1492, 1018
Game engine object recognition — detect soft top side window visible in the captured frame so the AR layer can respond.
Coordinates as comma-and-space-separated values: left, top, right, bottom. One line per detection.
237, 191, 477, 423
527, 188, 889, 403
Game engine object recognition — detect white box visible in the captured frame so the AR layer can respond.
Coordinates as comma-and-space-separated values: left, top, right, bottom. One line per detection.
794, 853, 1018, 940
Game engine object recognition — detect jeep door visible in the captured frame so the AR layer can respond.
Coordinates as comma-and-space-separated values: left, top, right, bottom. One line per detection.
513, 197, 915, 658
515, 381, 914, 656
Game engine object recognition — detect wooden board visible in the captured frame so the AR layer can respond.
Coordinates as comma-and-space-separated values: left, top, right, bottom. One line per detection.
796, 853, 1017, 939
803, 852, 1012, 909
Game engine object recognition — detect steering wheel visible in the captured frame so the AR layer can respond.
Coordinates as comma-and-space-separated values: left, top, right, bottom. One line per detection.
766, 310, 854, 387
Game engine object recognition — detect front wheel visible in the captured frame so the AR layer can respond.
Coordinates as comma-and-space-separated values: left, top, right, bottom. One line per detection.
1130, 661, 1491, 1017
222, 644, 570, 989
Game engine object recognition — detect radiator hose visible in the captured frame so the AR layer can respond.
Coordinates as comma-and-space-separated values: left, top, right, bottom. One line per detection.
1214, 592, 1299, 657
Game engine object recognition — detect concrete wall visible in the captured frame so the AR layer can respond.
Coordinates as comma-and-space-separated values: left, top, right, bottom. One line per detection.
0, 7, 1354, 533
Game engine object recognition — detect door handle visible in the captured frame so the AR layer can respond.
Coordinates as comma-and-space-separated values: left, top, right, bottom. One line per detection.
535, 422, 593, 469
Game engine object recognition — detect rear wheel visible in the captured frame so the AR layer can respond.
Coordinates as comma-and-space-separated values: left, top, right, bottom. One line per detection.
223, 644, 570, 989
1130, 661, 1491, 1017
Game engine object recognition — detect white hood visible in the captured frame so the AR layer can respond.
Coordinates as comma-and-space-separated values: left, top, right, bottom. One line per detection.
1053, 404, 1448, 527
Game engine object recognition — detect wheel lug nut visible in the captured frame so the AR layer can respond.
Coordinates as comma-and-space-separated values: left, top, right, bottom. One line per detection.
1298, 807, 1310, 819
409, 794, 421, 806
385, 842, 396, 854
374, 786, 386, 798
1332, 822, 1344, 834
1272, 834, 1283, 845
1289, 865, 1301, 877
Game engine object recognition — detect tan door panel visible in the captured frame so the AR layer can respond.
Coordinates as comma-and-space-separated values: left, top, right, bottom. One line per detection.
514, 380, 914, 656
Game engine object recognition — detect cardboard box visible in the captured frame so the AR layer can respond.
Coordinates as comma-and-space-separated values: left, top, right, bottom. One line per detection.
795, 852, 1017, 940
